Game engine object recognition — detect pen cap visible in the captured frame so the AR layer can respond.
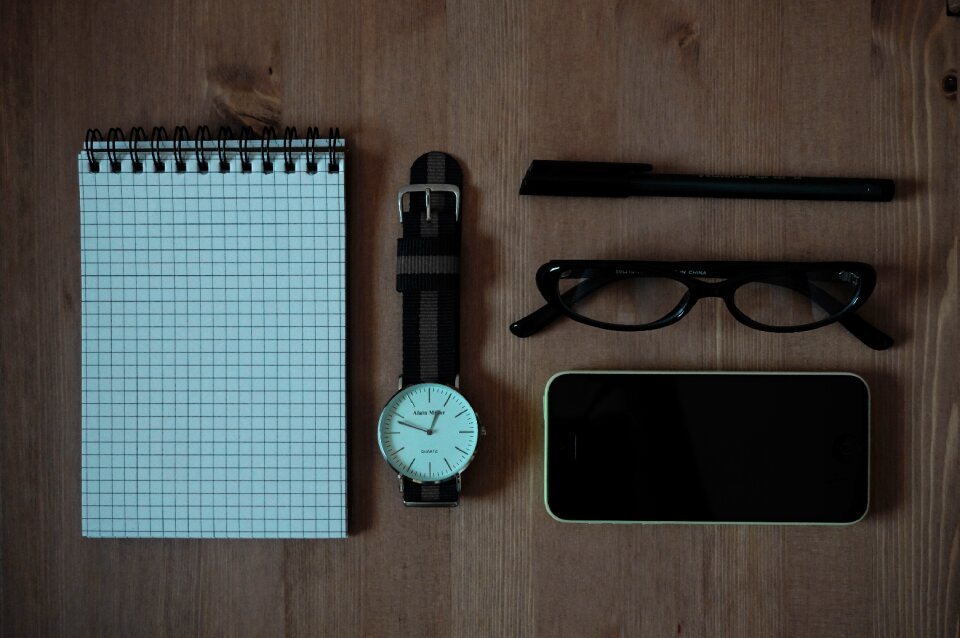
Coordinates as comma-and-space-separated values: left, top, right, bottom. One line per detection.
519, 160, 653, 197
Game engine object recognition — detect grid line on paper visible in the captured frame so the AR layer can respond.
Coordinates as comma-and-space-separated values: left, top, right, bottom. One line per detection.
79, 153, 346, 539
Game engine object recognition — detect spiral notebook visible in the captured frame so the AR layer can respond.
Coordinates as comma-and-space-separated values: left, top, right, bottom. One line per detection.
80, 126, 346, 538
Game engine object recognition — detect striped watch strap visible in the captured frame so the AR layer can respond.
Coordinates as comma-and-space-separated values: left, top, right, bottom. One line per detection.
396, 152, 463, 386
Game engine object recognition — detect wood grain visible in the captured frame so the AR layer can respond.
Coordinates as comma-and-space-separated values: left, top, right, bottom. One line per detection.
1, 0, 957, 636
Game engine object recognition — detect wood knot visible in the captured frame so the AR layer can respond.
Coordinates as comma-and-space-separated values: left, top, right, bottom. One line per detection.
207, 66, 281, 130
670, 20, 701, 66
675, 21, 700, 50
943, 71, 957, 99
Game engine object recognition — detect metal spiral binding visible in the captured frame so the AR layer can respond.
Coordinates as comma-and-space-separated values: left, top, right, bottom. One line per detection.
85, 124, 340, 174
150, 127, 168, 172
173, 126, 189, 172
238, 126, 253, 173
305, 127, 320, 174
261, 126, 276, 174
195, 125, 211, 173
129, 127, 147, 172
283, 126, 298, 173
84, 128, 103, 172
106, 128, 125, 172
328, 127, 340, 173
217, 127, 234, 172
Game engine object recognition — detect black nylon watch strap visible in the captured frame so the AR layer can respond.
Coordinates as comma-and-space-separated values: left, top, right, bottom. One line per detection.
401, 476, 460, 506
397, 152, 463, 386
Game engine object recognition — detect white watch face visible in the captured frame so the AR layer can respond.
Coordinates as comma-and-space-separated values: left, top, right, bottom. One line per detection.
377, 383, 480, 482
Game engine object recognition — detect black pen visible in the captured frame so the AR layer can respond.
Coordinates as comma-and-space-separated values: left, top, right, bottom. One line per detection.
519, 160, 895, 202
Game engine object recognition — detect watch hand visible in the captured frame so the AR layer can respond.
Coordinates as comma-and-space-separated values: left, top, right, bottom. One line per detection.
428, 412, 440, 435
398, 420, 430, 433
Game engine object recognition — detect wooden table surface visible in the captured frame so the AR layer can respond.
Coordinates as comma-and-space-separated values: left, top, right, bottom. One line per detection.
2, 1, 958, 636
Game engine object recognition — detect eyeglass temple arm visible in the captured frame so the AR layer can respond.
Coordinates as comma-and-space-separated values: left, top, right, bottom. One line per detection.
510, 273, 620, 338
510, 273, 893, 350
836, 310, 892, 350
791, 280, 893, 350
509, 301, 561, 338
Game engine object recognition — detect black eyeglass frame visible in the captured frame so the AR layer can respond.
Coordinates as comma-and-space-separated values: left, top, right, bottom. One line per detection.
511, 260, 893, 350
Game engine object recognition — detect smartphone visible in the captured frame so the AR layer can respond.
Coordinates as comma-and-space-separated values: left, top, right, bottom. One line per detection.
544, 371, 870, 525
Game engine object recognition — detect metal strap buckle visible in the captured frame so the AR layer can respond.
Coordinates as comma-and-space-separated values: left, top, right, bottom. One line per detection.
397, 184, 461, 223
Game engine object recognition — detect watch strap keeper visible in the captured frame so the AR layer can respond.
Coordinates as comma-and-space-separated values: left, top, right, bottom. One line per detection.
401, 476, 460, 506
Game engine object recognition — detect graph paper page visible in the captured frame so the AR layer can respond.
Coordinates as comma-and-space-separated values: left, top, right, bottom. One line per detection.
80, 151, 346, 538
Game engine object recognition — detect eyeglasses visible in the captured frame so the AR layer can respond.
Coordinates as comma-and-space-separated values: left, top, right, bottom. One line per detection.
510, 260, 893, 350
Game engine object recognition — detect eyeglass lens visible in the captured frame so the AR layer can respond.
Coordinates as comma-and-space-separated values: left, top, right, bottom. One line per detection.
734, 270, 859, 327
558, 272, 688, 326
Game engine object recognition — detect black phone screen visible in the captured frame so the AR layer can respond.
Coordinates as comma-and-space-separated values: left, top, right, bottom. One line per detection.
545, 372, 869, 524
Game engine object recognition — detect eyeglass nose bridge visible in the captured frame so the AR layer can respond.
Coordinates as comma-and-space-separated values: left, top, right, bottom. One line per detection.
667, 279, 742, 326
681, 278, 757, 325
682, 277, 740, 301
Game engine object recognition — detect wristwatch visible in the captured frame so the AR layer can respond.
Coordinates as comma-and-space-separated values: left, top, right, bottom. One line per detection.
376, 152, 481, 507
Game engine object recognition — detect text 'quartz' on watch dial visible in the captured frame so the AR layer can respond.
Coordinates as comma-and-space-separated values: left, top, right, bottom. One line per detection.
377, 383, 479, 482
